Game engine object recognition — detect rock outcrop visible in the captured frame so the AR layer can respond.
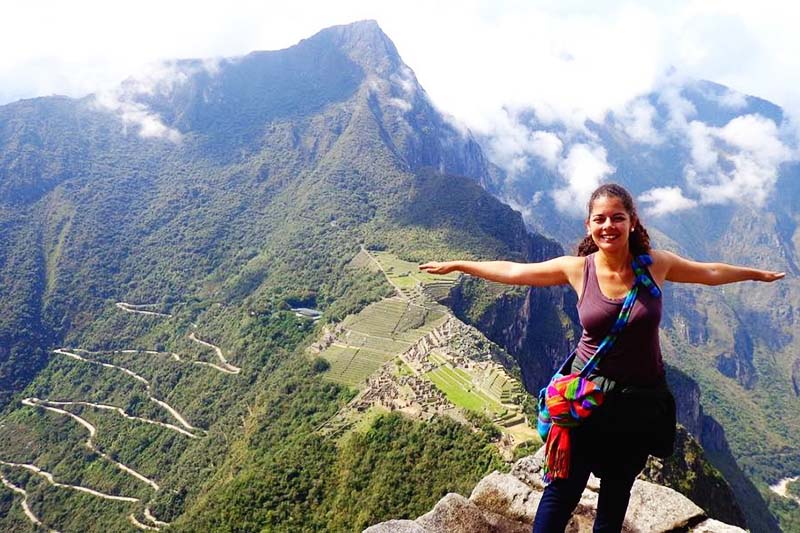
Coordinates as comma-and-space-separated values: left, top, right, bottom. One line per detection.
364, 449, 745, 533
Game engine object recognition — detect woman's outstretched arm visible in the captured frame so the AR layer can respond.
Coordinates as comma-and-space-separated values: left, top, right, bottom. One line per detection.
653, 250, 785, 286
419, 256, 584, 288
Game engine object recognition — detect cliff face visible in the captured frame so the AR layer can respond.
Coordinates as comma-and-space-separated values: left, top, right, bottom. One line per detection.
447, 234, 577, 393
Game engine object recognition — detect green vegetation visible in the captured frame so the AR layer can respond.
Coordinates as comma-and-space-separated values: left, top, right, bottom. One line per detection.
426, 365, 504, 414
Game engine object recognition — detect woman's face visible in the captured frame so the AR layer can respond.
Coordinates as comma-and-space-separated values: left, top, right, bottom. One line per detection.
586, 195, 634, 253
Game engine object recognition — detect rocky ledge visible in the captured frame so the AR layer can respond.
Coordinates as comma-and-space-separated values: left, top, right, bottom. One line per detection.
364, 448, 744, 532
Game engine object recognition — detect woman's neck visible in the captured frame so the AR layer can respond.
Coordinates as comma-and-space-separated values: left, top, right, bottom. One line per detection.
595, 248, 632, 273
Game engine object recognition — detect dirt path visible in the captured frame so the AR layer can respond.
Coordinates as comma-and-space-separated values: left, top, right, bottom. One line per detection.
188, 332, 241, 374
128, 514, 160, 531
54, 349, 204, 434
115, 302, 172, 318
0, 461, 138, 502
0, 471, 60, 532
770, 475, 800, 504
22, 398, 160, 491
359, 245, 408, 299
34, 399, 200, 439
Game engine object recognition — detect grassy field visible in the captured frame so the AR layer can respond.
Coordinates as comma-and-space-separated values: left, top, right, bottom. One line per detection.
425, 365, 505, 415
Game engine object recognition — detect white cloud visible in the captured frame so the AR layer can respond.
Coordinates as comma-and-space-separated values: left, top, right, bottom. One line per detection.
684, 114, 792, 206
94, 91, 182, 143
529, 131, 564, 170
2, 1, 800, 138
639, 186, 698, 217
686, 120, 719, 171
91, 60, 224, 143
718, 88, 748, 109
482, 109, 565, 177
552, 144, 614, 215
658, 81, 697, 132
617, 98, 662, 145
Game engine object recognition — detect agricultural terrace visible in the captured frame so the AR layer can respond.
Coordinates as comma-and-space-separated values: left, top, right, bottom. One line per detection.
320, 297, 448, 387
371, 251, 459, 296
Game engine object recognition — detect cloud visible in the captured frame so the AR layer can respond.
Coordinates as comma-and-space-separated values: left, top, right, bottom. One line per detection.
617, 98, 663, 145
552, 144, 614, 215
92, 60, 223, 143
718, 88, 748, 110
641, 113, 794, 216
482, 109, 564, 177
529, 131, 564, 170
639, 186, 698, 217
658, 80, 698, 132
685, 114, 792, 206
94, 91, 182, 143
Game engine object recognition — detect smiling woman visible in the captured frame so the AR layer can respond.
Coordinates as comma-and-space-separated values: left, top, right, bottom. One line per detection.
419, 182, 784, 533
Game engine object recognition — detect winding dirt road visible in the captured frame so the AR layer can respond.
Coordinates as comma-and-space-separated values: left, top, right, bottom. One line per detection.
188, 333, 241, 374
115, 302, 173, 318
31, 399, 200, 439
0, 471, 61, 532
0, 461, 138, 502
54, 349, 205, 435
22, 398, 161, 491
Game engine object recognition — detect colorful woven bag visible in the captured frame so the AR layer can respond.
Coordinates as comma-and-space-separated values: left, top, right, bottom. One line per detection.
536, 254, 661, 483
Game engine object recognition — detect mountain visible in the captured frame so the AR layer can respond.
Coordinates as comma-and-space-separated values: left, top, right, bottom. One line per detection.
0, 21, 577, 532
478, 78, 799, 531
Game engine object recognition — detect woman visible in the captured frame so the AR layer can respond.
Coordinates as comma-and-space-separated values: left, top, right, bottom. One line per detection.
419, 183, 783, 532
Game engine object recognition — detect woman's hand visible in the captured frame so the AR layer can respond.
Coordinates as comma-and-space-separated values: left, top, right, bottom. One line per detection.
756, 270, 786, 282
418, 261, 459, 275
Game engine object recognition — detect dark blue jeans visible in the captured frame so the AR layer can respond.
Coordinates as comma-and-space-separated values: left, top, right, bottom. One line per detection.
532, 424, 648, 533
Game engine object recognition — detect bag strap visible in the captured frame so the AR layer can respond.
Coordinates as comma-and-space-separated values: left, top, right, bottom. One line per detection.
578, 254, 661, 378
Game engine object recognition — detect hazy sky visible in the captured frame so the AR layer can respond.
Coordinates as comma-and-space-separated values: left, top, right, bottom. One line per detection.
3, 1, 798, 126
4, 0, 799, 216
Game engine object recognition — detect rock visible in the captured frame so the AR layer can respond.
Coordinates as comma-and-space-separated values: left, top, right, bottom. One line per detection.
690, 518, 747, 532
470, 471, 541, 522
416, 493, 494, 533
622, 479, 705, 531
365, 452, 745, 533
363, 519, 426, 532
510, 451, 546, 489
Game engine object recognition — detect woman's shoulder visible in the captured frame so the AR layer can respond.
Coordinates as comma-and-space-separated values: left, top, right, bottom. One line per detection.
562, 254, 588, 269
645, 249, 677, 285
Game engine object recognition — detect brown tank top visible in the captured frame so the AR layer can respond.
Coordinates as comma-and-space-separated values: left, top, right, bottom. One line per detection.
571, 253, 664, 387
